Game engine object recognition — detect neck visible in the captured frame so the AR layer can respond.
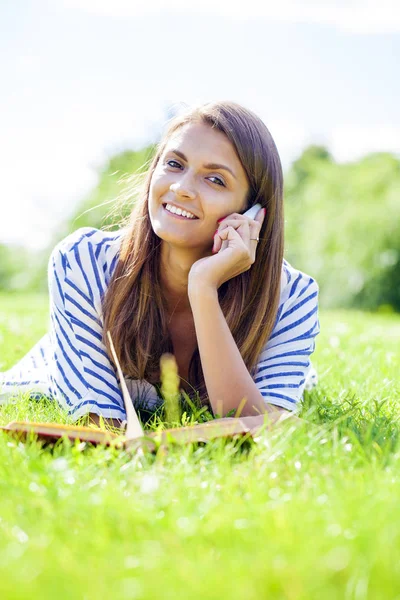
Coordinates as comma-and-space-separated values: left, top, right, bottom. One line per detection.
160, 242, 209, 316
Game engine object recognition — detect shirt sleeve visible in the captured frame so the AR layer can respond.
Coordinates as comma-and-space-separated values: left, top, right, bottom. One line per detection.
253, 274, 321, 412
47, 228, 127, 422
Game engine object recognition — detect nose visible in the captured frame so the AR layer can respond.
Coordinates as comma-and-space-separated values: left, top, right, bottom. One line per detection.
169, 174, 196, 199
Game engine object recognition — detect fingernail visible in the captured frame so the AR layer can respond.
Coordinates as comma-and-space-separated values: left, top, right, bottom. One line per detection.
263, 208, 266, 216
217, 217, 224, 223
214, 229, 219, 236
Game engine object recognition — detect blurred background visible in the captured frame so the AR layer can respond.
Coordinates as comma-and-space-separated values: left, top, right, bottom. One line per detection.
1, 0, 399, 312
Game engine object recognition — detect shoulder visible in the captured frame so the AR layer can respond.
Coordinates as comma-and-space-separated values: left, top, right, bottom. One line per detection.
50, 227, 125, 275
280, 258, 319, 307
257, 259, 321, 354
52, 227, 124, 255
47, 227, 128, 305
276, 259, 320, 332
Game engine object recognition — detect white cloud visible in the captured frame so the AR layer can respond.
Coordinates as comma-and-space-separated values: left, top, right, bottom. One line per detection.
329, 125, 400, 163
59, 0, 400, 34
0, 125, 101, 250
0, 157, 98, 251
264, 120, 311, 171
0, 95, 170, 251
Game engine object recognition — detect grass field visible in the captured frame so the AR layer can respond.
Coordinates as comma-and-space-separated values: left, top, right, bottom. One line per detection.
1, 292, 400, 600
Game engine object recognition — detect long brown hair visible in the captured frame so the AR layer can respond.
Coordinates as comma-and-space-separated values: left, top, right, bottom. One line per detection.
101, 100, 284, 410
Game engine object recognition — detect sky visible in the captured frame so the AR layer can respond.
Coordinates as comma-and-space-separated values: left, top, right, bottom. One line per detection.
1, 0, 399, 250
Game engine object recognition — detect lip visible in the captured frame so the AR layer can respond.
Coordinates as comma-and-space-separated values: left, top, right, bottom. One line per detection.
162, 204, 199, 220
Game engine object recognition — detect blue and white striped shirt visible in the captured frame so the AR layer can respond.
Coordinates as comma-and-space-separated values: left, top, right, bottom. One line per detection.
0, 227, 321, 421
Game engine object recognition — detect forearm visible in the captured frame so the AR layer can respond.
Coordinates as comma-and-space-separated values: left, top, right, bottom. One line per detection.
188, 285, 286, 418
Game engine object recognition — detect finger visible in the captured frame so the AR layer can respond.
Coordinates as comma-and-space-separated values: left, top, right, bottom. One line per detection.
218, 212, 256, 224
216, 219, 251, 251
217, 218, 245, 231
217, 217, 262, 248
255, 207, 266, 225
214, 225, 241, 253
214, 226, 250, 254
216, 213, 242, 225
219, 219, 259, 260
214, 221, 250, 253
218, 209, 265, 226
248, 223, 262, 263
217, 217, 256, 231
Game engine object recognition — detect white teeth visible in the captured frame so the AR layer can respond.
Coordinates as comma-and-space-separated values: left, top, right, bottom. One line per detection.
165, 204, 196, 219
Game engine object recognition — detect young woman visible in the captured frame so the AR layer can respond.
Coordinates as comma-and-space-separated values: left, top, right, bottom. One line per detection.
0, 101, 320, 430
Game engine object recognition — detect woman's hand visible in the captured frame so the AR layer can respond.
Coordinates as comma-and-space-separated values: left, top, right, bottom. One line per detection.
188, 207, 266, 291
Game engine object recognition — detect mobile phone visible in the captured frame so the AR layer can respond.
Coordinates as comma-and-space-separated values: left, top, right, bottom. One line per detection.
242, 203, 262, 220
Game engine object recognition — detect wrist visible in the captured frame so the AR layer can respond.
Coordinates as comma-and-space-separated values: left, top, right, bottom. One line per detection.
188, 278, 218, 302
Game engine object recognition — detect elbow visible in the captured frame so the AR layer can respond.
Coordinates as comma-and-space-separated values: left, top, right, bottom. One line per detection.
239, 392, 287, 417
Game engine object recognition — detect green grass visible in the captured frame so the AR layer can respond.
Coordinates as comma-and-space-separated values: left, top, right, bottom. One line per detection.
1, 292, 400, 600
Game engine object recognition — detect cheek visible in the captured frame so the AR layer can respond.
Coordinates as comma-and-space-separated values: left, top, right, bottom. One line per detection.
150, 171, 168, 197
148, 179, 160, 204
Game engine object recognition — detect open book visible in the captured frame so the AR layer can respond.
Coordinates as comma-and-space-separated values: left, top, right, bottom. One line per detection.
0, 331, 274, 452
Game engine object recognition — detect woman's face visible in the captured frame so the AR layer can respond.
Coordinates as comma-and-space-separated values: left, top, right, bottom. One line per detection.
148, 121, 250, 252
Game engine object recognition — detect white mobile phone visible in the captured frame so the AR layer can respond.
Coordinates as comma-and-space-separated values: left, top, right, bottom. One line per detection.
243, 203, 262, 220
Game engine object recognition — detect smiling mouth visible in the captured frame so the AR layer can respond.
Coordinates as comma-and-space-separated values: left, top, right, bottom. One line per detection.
162, 204, 199, 220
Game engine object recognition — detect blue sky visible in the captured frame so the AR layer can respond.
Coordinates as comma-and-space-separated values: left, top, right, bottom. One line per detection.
1, 0, 399, 249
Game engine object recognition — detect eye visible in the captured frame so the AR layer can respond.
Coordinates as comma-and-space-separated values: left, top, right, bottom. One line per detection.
166, 159, 182, 169
208, 176, 225, 187
166, 159, 226, 187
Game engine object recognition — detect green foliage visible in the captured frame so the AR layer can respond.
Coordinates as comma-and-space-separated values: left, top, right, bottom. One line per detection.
285, 150, 400, 311
0, 244, 38, 292
286, 143, 334, 188
62, 145, 156, 235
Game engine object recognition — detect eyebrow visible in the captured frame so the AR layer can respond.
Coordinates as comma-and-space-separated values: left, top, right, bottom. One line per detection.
166, 149, 237, 180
